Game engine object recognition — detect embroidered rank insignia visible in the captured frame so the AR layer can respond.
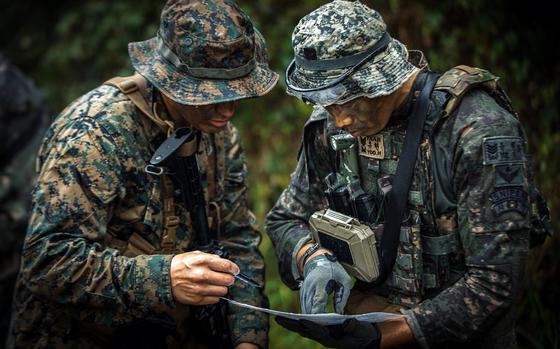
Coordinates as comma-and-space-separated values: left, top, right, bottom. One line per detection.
358, 134, 385, 159
482, 136, 525, 165
495, 164, 525, 187
489, 187, 529, 216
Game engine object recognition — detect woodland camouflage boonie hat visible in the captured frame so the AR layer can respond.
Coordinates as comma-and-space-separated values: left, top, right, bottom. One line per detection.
285, 0, 417, 106
129, 0, 278, 105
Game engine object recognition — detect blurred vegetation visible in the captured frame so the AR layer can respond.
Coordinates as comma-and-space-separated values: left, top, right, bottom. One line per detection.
2, 0, 558, 348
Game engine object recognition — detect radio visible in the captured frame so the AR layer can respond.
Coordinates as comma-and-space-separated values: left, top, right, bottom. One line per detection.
309, 209, 381, 282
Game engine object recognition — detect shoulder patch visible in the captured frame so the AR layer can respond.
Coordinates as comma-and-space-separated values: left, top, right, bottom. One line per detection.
489, 186, 529, 216
482, 136, 525, 165
495, 164, 525, 187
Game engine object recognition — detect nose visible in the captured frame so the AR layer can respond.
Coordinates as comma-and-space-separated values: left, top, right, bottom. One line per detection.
215, 101, 237, 119
326, 105, 353, 129
333, 112, 353, 129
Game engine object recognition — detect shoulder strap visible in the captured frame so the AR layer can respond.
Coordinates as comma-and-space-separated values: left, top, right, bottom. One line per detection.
104, 74, 174, 131
105, 75, 181, 253
430, 65, 511, 217
431, 67, 553, 247
434, 65, 510, 117
375, 72, 440, 285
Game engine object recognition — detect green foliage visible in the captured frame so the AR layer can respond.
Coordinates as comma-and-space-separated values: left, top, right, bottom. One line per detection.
2, 1, 558, 348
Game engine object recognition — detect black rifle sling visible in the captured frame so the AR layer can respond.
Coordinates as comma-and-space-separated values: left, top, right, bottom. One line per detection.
146, 128, 232, 349
376, 72, 439, 284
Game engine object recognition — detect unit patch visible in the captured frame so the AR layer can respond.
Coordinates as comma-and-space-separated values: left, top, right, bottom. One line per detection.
482, 136, 525, 165
488, 187, 528, 216
495, 164, 525, 187
358, 134, 385, 159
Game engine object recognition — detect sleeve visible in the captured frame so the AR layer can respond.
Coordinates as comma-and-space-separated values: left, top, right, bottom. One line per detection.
219, 125, 268, 348
21, 119, 175, 323
264, 119, 332, 289
403, 106, 531, 347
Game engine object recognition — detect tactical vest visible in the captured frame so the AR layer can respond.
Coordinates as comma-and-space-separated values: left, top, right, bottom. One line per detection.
342, 94, 445, 306
319, 66, 551, 307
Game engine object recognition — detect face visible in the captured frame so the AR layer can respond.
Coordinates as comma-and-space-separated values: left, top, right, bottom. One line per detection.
325, 95, 395, 137
162, 95, 239, 134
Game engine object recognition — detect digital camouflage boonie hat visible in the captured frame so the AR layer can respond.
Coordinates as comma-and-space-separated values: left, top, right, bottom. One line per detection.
129, 0, 278, 105
285, 0, 417, 106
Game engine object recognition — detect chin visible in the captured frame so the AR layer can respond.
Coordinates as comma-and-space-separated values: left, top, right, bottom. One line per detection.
201, 125, 226, 134
348, 129, 375, 137
360, 127, 383, 137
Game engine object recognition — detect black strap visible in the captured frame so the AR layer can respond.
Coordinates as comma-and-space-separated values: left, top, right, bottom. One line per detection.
294, 33, 392, 71
375, 72, 440, 285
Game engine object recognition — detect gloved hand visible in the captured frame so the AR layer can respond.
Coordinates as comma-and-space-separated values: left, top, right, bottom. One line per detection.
275, 317, 381, 349
300, 254, 352, 314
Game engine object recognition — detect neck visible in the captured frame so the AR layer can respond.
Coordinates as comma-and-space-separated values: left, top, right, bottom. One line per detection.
160, 92, 192, 128
392, 68, 421, 110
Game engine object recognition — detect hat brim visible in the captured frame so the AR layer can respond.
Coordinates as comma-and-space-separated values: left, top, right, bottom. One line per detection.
287, 39, 416, 103
129, 37, 279, 106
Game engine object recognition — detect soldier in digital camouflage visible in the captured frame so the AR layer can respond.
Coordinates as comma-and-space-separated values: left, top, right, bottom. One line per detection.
6, 0, 278, 348
266, 1, 551, 348
0, 53, 49, 348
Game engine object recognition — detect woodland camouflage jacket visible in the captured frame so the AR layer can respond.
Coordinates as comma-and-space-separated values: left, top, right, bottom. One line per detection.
7, 83, 267, 349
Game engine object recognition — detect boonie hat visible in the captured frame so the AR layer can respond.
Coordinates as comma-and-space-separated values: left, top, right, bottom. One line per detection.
286, 0, 417, 106
129, 0, 278, 105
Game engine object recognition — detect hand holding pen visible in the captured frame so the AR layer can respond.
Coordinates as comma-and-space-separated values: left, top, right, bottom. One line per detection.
169, 250, 261, 306
232, 271, 261, 289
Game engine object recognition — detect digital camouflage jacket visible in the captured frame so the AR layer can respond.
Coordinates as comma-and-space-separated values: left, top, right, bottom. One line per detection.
7, 83, 267, 349
265, 68, 538, 348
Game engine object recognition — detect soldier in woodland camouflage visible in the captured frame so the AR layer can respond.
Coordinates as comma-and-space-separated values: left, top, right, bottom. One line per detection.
266, 1, 550, 348
6, 0, 278, 348
0, 53, 49, 348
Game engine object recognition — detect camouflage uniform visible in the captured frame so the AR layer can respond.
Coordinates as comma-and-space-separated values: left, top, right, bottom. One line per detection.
7, 0, 278, 348
0, 53, 49, 347
266, 1, 540, 348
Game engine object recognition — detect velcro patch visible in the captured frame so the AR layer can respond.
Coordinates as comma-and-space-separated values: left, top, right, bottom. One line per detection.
489, 187, 528, 216
482, 136, 524, 165
358, 134, 385, 159
495, 164, 525, 187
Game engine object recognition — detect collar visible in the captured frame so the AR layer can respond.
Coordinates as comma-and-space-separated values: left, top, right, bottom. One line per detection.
140, 85, 173, 147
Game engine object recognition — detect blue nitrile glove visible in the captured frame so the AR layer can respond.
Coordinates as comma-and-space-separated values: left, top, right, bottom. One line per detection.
300, 254, 352, 314
275, 317, 381, 349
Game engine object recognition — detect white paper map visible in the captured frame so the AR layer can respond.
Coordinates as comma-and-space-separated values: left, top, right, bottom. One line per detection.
222, 298, 403, 325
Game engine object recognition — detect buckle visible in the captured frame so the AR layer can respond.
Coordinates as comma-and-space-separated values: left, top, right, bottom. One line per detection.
119, 80, 139, 94
165, 215, 180, 229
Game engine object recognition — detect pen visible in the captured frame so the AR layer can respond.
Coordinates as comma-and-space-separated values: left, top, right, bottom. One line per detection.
233, 272, 261, 289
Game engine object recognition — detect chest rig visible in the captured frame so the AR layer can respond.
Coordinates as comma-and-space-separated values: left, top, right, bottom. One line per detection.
311, 66, 526, 307
103, 74, 224, 256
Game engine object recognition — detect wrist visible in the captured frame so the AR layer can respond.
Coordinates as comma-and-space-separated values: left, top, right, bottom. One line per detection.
296, 243, 332, 276
378, 317, 414, 348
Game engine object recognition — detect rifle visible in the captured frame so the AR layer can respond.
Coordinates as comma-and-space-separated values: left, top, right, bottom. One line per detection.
146, 127, 232, 349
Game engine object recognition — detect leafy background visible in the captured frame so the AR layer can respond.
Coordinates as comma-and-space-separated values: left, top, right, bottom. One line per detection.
2, 0, 558, 348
